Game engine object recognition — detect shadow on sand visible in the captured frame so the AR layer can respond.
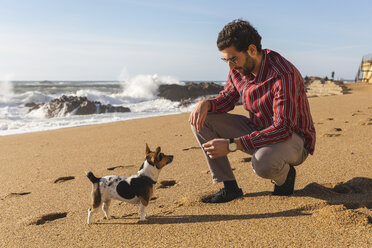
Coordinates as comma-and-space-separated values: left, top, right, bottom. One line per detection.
93, 177, 371, 225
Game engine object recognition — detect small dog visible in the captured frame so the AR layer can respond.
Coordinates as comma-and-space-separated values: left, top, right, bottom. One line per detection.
86, 144, 173, 224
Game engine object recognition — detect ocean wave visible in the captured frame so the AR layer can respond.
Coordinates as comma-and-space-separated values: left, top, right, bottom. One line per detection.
120, 74, 184, 100
0, 73, 203, 135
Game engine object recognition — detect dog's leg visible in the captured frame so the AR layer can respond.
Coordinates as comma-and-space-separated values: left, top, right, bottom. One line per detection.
146, 187, 153, 218
139, 202, 147, 221
87, 207, 98, 224
88, 184, 102, 224
102, 200, 111, 220
139, 196, 151, 221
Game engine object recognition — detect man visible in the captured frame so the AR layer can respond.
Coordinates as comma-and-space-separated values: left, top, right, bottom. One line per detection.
189, 19, 316, 203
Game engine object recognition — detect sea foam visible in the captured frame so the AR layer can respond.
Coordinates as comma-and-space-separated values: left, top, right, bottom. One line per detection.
120, 74, 184, 100
0, 74, 199, 136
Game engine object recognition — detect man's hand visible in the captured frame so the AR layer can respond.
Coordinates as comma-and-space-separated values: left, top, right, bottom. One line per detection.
202, 138, 229, 159
189, 100, 211, 132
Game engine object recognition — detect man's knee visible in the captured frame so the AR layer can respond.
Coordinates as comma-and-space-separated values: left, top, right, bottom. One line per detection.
251, 148, 284, 179
203, 112, 221, 126
190, 113, 222, 137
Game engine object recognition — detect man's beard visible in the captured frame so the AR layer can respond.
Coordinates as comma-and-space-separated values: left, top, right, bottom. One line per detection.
241, 52, 255, 76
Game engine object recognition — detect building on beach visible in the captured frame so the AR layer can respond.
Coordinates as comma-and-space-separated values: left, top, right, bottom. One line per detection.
355, 54, 372, 83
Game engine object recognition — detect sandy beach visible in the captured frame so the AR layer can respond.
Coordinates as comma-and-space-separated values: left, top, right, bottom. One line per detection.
0, 82, 371, 247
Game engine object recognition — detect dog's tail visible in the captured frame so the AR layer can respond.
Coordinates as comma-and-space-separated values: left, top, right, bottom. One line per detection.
85, 171, 100, 183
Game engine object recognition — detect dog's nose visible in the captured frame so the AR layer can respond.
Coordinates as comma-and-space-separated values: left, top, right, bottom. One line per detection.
169, 156, 174, 162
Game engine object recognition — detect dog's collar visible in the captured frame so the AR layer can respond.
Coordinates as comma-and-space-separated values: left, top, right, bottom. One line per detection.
145, 157, 161, 169
139, 157, 159, 170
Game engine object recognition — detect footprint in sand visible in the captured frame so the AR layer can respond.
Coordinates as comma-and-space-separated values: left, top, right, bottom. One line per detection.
323, 133, 341, 138
182, 146, 201, 151
323, 128, 342, 137
157, 180, 177, 189
203, 167, 235, 174
352, 110, 366, 116
360, 118, 372, 126
242, 157, 252, 162
5, 192, 31, 199
107, 165, 135, 171
29, 212, 68, 225
120, 212, 137, 218
161, 210, 175, 215
54, 176, 75, 183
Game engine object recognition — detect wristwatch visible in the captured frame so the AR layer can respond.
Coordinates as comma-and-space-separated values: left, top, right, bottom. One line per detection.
228, 138, 237, 152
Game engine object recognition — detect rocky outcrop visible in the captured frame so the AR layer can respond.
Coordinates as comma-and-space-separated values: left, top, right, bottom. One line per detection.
158, 82, 223, 101
26, 95, 130, 118
305, 79, 349, 97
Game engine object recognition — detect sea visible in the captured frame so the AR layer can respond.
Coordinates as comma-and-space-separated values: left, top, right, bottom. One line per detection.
0, 74, 224, 136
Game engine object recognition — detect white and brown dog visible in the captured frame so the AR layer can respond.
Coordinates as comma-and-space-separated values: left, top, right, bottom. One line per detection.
86, 144, 173, 224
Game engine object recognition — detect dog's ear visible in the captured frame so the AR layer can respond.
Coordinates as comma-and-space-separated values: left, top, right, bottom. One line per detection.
155, 146, 161, 154
146, 143, 151, 155
155, 147, 161, 160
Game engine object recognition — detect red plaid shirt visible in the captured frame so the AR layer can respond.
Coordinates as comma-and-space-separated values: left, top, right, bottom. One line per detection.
210, 49, 316, 154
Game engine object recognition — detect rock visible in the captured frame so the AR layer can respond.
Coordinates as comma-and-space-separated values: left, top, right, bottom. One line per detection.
99, 104, 130, 114
305, 78, 349, 97
25, 102, 42, 112
158, 84, 190, 101
26, 95, 130, 118
178, 98, 195, 107
75, 100, 97, 115
158, 82, 223, 101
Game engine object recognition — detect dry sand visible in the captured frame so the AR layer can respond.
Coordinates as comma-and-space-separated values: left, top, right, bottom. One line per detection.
0, 83, 371, 247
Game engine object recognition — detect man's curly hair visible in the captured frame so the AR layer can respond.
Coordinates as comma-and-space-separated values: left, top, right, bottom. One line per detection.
217, 19, 262, 52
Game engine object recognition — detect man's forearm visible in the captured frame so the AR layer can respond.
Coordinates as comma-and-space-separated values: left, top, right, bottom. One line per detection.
204, 100, 212, 112
234, 138, 245, 151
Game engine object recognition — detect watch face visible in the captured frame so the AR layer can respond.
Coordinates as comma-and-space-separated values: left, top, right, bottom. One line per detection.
229, 142, 237, 152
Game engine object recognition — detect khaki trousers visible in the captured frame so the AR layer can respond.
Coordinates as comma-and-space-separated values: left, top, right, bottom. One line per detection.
191, 113, 308, 185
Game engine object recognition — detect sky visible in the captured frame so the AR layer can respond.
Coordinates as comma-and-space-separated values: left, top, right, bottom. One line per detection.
0, 0, 371, 82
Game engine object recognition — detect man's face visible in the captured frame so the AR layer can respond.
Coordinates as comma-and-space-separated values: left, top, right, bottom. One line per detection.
221, 46, 256, 76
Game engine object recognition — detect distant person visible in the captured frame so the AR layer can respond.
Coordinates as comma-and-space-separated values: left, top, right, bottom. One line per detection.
331, 71, 335, 80
189, 19, 316, 203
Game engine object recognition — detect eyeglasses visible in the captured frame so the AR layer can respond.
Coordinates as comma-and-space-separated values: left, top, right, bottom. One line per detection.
221, 56, 237, 65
